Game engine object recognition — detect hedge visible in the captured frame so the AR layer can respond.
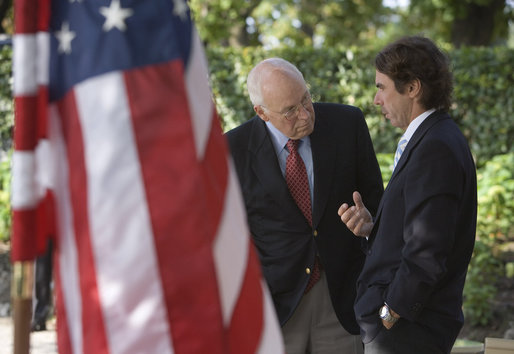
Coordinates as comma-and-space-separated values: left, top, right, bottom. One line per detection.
206, 45, 514, 167
0, 45, 12, 152
2, 44, 511, 166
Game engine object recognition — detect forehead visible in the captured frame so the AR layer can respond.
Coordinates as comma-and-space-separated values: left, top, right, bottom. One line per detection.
262, 70, 307, 106
268, 69, 306, 89
375, 70, 393, 86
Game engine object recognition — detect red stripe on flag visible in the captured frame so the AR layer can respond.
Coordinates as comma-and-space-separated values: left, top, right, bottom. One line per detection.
35, 191, 55, 255
11, 193, 54, 261
228, 245, 264, 353
37, 86, 49, 139
57, 92, 109, 354
125, 61, 226, 354
14, 96, 38, 150
37, 0, 51, 32
11, 209, 38, 261
54, 252, 73, 354
14, 0, 37, 34
199, 113, 228, 239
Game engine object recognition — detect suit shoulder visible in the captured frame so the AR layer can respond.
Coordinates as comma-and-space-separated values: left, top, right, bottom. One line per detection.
314, 102, 363, 117
225, 116, 260, 146
313, 102, 366, 130
415, 113, 475, 170
225, 116, 263, 154
422, 113, 468, 146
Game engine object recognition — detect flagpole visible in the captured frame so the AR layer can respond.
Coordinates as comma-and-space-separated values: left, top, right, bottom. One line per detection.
11, 261, 34, 354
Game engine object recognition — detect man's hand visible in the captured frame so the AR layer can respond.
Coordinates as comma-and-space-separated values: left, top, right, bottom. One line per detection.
338, 191, 373, 237
382, 308, 400, 330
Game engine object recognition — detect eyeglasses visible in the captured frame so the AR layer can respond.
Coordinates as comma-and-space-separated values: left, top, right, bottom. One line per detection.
262, 92, 312, 121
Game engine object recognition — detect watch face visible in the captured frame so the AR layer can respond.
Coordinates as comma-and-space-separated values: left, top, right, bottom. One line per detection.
379, 306, 388, 318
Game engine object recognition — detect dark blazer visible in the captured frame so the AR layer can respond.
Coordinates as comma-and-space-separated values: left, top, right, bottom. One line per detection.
355, 111, 477, 353
226, 102, 383, 333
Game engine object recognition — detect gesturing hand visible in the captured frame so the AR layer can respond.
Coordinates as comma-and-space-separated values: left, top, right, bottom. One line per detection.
338, 191, 373, 237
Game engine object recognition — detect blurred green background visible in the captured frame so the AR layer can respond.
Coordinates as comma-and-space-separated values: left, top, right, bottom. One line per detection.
0, 0, 513, 343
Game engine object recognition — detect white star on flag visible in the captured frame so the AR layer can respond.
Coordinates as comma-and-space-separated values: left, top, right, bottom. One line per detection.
55, 21, 76, 54
173, 0, 188, 21
99, 0, 134, 32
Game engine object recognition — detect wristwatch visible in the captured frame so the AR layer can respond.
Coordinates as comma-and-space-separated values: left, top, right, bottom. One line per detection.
379, 304, 398, 324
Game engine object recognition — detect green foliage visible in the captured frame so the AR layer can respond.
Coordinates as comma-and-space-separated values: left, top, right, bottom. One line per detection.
0, 44, 11, 243
189, 0, 261, 47
190, 0, 388, 48
0, 151, 10, 242
476, 153, 514, 240
0, 44, 12, 151
376, 153, 394, 189
207, 46, 514, 165
506, 262, 514, 278
463, 236, 503, 326
452, 47, 514, 167
463, 153, 514, 326
189, 0, 512, 49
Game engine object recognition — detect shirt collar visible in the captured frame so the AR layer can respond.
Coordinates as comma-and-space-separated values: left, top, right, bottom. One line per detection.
403, 108, 436, 141
265, 121, 310, 154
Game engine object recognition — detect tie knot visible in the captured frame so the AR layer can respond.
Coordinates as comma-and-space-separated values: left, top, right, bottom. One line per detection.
287, 139, 300, 153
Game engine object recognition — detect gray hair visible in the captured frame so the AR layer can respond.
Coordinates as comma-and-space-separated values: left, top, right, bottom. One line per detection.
246, 58, 305, 106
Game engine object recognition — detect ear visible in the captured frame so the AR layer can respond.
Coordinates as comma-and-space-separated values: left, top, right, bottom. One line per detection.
254, 105, 269, 122
407, 79, 422, 98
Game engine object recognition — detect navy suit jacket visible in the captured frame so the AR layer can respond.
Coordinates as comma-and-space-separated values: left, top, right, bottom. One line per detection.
355, 111, 477, 353
226, 102, 384, 333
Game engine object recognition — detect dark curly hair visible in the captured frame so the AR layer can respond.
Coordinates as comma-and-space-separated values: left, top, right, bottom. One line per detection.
375, 36, 453, 112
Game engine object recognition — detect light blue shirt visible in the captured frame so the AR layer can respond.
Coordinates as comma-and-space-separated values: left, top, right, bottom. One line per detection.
265, 121, 314, 205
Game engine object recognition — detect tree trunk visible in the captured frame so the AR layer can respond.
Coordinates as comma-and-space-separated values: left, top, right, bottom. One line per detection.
227, 2, 260, 48
451, 0, 505, 47
229, 22, 250, 48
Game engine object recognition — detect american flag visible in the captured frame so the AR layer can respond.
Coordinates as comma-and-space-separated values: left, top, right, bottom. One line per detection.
12, 0, 284, 353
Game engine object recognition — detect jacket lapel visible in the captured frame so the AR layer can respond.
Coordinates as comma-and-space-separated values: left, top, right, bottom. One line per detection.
310, 111, 336, 228
386, 111, 448, 185
367, 111, 449, 245
248, 118, 298, 212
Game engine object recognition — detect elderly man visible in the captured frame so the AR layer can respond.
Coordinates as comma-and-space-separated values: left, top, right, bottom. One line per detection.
226, 58, 383, 354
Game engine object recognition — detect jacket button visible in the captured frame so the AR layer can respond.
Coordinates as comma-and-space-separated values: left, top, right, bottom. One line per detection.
313, 230, 318, 237
306, 268, 311, 274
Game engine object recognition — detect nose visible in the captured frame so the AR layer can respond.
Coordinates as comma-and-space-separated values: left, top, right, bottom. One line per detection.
297, 104, 310, 120
373, 92, 382, 105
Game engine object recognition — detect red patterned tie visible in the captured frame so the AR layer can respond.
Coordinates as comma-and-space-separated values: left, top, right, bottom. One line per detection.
286, 139, 312, 225
285, 139, 320, 293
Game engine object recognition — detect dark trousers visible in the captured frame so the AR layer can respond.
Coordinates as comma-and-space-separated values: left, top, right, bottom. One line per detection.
364, 319, 445, 354
32, 240, 53, 329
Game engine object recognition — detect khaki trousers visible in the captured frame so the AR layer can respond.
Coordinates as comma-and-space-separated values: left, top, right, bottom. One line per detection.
281, 270, 363, 354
